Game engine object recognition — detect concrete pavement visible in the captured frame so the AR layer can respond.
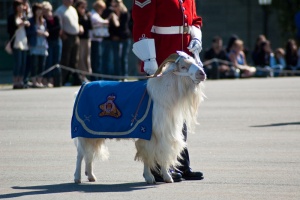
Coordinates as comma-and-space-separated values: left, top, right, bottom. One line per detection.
0, 77, 299, 200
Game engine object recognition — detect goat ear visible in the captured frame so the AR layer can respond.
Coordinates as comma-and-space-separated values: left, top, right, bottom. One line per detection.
152, 54, 179, 77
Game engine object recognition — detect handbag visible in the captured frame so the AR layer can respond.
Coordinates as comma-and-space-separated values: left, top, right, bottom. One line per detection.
5, 32, 16, 55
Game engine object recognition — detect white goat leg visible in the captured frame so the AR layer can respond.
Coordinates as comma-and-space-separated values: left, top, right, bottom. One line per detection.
74, 150, 83, 183
161, 167, 173, 183
143, 164, 156, 184
85, 160, 96, 182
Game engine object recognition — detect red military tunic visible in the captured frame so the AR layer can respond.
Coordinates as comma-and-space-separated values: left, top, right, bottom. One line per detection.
132, 0, 202, 68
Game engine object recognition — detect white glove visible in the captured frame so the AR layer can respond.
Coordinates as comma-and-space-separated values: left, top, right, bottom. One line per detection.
187, 26, 202, 54
132, 38, 158, 75
144, 58, 158, 75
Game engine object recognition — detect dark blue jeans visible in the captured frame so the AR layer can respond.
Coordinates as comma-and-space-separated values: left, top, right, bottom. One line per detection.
111, 38, 131, 77
30, 54, 46, 77
12, 48, 27, 77
101, 39, 113, 77
45, 39, 62, 78
90, 40, 102, 81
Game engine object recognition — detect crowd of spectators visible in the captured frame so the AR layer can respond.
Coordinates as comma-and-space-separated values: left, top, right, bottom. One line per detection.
203, 34, 300, 79
7, 0, 131, 89
6, 0, 300, 89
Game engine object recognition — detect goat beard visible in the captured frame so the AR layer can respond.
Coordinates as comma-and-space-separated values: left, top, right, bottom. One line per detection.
134, 74, 204, 170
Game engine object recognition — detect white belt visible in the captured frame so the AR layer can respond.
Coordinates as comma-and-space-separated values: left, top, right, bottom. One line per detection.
151, 25, 192, 35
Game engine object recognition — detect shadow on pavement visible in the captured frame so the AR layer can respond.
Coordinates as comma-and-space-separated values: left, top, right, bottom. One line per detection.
251, 121, 300, 127
0, 182, 152, 199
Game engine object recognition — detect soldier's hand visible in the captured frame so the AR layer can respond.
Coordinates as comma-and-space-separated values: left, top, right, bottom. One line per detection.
187, 38, 202, 54
144, 59, 158, 75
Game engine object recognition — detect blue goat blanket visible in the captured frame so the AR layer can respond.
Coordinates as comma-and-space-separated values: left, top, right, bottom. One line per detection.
71, 81, 153, 140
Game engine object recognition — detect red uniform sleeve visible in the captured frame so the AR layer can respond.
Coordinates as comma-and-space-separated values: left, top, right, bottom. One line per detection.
192, 0, 202, 28
132, 0, 156, 42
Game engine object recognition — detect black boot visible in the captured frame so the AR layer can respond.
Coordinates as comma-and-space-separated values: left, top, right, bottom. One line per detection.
177, 123, 204, 181
152, 170, 182, 182
181, 169, 204, 180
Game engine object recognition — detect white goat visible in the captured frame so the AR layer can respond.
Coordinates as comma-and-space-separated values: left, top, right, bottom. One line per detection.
73, 51, 205, 184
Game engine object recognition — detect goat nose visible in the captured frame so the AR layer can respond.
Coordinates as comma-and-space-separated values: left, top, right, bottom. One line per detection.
195, 70, 206, 81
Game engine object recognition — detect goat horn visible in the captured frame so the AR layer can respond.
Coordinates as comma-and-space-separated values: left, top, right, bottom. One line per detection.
151, 54, 179, 77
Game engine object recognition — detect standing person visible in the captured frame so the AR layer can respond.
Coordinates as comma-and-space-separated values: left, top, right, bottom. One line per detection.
110, 0, 131, 80
132, 0, 204, 182
42, 1, 62, 87
89, 0, 109, 81
101, 0, 120, 79
22, 0, 33, 87
75, 0, 92, 83
55, 0, 82, 86
7, 0, 30, 89
26, 3, 49, 88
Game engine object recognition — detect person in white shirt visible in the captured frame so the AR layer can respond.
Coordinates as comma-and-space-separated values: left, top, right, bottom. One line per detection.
55, 0, 82, 86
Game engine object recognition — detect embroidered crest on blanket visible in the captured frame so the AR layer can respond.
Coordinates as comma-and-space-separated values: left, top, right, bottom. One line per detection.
71, 81, 153, 140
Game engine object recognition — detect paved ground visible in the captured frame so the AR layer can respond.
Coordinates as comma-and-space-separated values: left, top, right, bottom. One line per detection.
0, 77, 299, 200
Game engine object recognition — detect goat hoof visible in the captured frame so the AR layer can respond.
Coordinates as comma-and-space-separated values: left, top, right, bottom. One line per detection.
164, 178, 174, 183
88, 175, 96, 182
146, 180, 156, 184
143, 173, 156, 184
74, 179, 81, 184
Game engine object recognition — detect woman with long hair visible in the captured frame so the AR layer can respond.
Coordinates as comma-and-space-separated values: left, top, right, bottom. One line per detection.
228, 39, 256, 78
75, 0, 92, 83
7, 0, 30, 89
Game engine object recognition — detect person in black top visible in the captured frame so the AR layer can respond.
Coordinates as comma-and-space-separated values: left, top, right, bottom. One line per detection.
101, 0, 119, 79
42, 1, 61, 87
285, 39, 299, 71
110, 0, 131, 80
75, 0, 92, 83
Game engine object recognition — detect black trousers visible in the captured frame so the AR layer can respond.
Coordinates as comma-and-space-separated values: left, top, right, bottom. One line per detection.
177, 123, 190, 172
60, 34, 81, 85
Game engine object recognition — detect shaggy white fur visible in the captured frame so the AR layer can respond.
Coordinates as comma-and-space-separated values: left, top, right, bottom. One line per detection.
73, 53, 205, 184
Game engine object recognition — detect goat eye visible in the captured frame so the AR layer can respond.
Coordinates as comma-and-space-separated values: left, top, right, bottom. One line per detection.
180, 65, 187, 70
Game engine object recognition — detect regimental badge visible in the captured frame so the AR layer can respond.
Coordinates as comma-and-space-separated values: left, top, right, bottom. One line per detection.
135, 0, 151, 8
99, 94, 121, 118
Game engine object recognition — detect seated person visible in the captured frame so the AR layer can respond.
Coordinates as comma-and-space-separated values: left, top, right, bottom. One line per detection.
285, 39, 299, 71
270, 48, 286, 77
252, 34, 267, 66
204, 36, 235, 79
228, 39, 256, 78
255, 40, 274, 77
